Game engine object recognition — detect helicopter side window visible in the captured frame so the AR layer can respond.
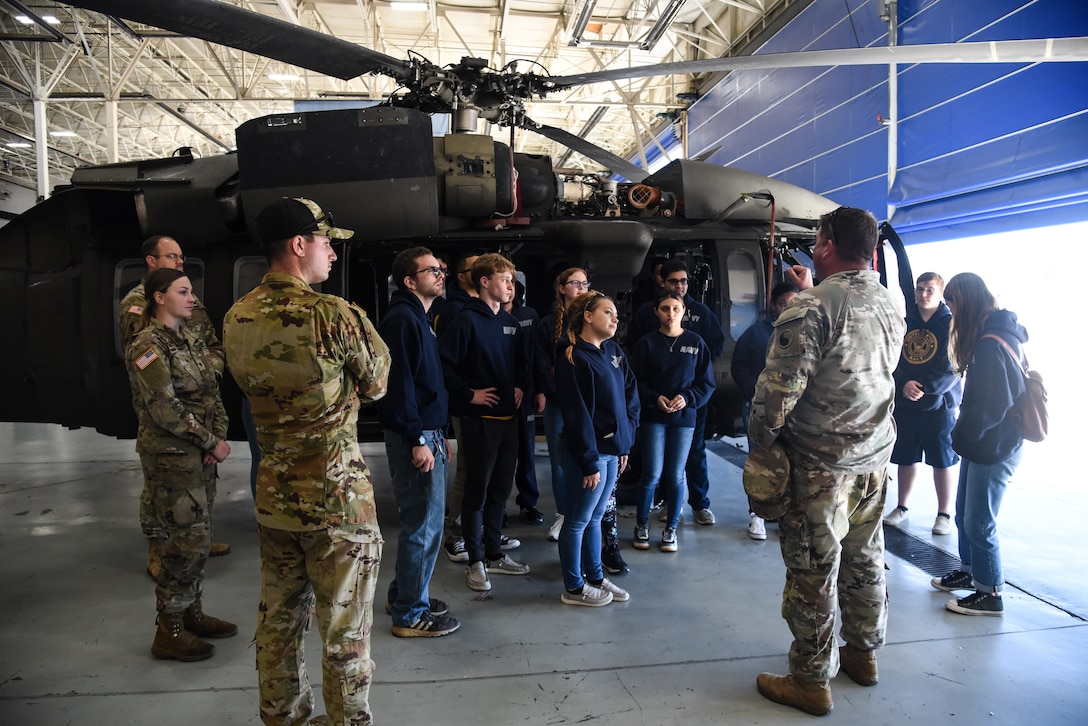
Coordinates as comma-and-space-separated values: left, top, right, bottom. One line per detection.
234, 256, 270, 303
113, 258, 208, 359
726, 250, 759, 340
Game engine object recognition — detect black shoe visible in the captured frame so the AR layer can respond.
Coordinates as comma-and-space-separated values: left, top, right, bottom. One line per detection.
385, 598, 449, 617
931, 569, 973, 592
391, 611, 462, 638
602, 549, 629, 575
945, 590, 1003, 616
520, 506, 545, 524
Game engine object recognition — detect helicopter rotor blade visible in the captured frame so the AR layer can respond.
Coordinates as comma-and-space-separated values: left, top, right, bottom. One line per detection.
547, 38, 1088, 90
65, 0, 414, 82
532, 124, 649, 182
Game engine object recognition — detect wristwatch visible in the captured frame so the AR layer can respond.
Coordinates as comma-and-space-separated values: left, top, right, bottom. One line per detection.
416, 435, 427, 446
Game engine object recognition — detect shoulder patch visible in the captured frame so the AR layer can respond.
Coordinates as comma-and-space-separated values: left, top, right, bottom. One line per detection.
135, 348, 159, 370
770, 308, 806, 358
127, 305, 144, 315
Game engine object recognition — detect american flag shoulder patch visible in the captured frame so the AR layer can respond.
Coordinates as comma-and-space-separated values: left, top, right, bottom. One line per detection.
127, 304, 144, 314
135, 348, 158, 370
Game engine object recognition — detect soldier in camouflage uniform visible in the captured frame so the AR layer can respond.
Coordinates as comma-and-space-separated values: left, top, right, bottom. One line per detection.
119, 234, 230, 574
223, 198, 390, 726
126, 267, 237, 662
749, 207, 906, 716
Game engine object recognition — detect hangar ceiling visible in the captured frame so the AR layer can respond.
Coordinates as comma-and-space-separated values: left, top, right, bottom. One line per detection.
0, 0, 798, 193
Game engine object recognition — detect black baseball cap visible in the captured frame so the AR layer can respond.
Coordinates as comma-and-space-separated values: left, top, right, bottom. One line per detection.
254, 197, 354, 244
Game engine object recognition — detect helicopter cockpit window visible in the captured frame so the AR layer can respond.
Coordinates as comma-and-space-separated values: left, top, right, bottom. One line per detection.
114, 258, 207, 359
234, 256, 270, 303
726, 250, 759, 340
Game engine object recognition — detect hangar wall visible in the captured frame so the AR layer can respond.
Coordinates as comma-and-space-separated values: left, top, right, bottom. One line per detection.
680, 0, 1088, 244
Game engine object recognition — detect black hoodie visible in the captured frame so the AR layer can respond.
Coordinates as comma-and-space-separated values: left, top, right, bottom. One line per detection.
951, 309, 1028, 464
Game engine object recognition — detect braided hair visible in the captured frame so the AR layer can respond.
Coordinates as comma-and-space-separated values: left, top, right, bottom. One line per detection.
564, 291, 611, 365
553, 267, 589, 344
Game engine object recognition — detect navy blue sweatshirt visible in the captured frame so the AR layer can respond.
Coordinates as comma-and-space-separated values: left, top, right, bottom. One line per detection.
626, 294, 725, 360
951, 309, 1028, 465
509, 302, 544, 397
730, 316, 774, 403
535, 312, 568, 398
439, 298, 529, 418
555, 337, 640, 476
893, 302, 962, 413
378, 290, 448, 439
632, 329, 715, 428
433, 285, 474, 337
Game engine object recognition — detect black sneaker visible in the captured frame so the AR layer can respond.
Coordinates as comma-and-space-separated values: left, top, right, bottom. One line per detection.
602, 549, 630, 575
520, 506, 545, 524
391, 611, 462, 638
444, 537, 468, 563
384, 598, 449, 617
945, 591, 1004, 617
931, 569, 973, 592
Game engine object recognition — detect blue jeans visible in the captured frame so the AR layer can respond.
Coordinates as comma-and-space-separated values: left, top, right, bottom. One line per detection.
384, 429, 447, 626
241, 396, 261, 500
543, 404, 569, 516
514, 401, 540, 509
685, 404, 711, 510
955, 445, 1022, 593
558, 452, 617, 590
637, 423, 694, 530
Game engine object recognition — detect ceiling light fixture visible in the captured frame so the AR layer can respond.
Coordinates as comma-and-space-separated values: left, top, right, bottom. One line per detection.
568, 0, 598, 46
268, 73, 300, 81
49, 130, 78, 137
14, 15, 33, 25
7, 142, 32, 148
640, 0, 688, 51
42, 15, 60, 25
390, 2, 429, 11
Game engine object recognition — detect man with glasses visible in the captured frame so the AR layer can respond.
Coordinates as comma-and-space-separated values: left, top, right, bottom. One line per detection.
224, 196, 390, 725
627, 258, 726, 526
749, 207, 904, 715
378, 247, 461, 638
118, 234, 230, 575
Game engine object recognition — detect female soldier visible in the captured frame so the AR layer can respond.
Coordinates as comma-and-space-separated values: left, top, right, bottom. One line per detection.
554, 292, 639, 607
631, 291, 715, 553
931, 273, 1027, 616
127, 267, 236, 660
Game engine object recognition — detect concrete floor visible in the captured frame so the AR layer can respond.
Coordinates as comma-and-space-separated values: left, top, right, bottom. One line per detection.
1, 422, 1085, 725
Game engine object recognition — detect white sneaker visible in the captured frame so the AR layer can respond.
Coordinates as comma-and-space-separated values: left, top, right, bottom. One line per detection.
561, 583, 613, 607
747, 513, 767, 540
466, 561, 491, 592
932, 514, 953, 535
597, 577, 630, 602
485, 554, 531, 575
884, 506, 909, 527
548, 514, 564, 542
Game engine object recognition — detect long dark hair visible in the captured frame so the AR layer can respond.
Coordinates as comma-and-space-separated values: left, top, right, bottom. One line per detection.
944, 272, 998, 375
140, 268, 188, 331
553, 267, 589, 343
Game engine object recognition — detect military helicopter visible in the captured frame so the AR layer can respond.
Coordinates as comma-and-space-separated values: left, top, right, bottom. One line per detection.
2, 0, 1082, 441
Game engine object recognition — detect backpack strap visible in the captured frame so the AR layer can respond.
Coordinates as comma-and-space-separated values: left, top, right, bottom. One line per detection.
981, 333, 1028, 375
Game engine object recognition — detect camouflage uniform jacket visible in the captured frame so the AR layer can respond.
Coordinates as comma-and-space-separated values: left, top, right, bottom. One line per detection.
119, 282, 225, 378
222, 272, 391, 534
126, 319, 227, 455
750, 270, 905, 473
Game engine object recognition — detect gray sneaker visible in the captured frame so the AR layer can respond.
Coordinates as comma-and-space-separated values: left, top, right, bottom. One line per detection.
466, 561, 491, 592
633, 524, 650, 550
661, 527, 678, 552
598, 577, 630, 602
485, 554, 530, 575
694, 508, 716, 526
561, 583, 613, 607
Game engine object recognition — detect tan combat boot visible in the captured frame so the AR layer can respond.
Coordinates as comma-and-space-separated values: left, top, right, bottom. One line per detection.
146, 541, 162, 581
183, 598, 238, 639
151, 611, 215, 661
839, 643, 878, 686
209, 542, 232, 556
756, 672, 833, 716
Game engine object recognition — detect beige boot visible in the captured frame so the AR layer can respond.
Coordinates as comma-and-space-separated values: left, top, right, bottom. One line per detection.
183, 598, 238, 639
151, 611, 214, 662
209, 542, 231, 557
756, 672, 833, 716
839, 643, 878, 686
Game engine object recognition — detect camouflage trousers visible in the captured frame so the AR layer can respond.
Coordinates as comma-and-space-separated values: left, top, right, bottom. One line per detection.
140, 453, 216, 613
256, 525, 383, 726
777, 463, 889, 683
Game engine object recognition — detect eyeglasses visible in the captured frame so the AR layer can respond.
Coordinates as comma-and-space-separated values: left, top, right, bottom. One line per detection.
825, 207, 844, 242
915, 286, 939, 296
151, 253, 185, 262
665, 277, 688, 285
414, 266, 446, 277
563, 280, 591, 290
